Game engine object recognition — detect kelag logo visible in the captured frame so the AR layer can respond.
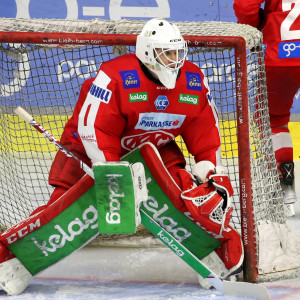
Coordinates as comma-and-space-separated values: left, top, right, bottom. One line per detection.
186, 72, 202, 91
31, 205, 98, 257
154, 95, 169, 110
179, 94, 199, 105
129, 92, 148, 102
120, 70, 140, 89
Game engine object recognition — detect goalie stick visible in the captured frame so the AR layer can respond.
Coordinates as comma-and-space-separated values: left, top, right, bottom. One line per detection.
15, 106, 271, 300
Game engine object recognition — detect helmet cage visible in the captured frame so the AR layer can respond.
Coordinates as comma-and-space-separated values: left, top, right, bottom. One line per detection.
153, 41, 188, 71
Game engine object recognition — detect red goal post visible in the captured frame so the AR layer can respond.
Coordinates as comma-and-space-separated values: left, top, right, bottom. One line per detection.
0, 18, 299, 283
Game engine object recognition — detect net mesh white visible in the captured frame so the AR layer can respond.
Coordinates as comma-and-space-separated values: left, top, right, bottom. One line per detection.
0, 17, 299, 282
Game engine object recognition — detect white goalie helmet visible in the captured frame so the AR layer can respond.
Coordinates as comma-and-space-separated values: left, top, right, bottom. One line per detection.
136, 19, 188, 89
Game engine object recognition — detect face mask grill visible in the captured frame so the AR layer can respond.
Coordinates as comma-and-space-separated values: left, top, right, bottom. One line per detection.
152, 41, 188, 70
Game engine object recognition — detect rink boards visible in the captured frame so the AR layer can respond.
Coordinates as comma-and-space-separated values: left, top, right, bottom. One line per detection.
2, 113, 300, 160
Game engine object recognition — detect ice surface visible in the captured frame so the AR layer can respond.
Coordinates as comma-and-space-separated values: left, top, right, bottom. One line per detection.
1, 163, 300, 299
0, 279, 256, 300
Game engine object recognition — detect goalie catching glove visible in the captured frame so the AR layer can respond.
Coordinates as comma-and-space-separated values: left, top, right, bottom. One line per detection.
179, 160, 243, 281
93, 161, 148, 234
189, 160, 234, 239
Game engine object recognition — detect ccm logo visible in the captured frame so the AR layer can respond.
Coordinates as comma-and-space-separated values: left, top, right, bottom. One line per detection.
6, 219, 41, 244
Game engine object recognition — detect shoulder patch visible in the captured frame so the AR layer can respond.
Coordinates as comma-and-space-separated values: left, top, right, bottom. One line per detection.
89, 83, 112, 104
120, 70, 140, 89
186, 71, 202, 91
90, 70, 112, 104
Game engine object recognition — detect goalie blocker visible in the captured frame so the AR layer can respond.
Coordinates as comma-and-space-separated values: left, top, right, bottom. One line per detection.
0, 142, 242, 295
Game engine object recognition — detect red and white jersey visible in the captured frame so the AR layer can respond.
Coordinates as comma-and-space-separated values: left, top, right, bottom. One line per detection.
63, 54, 221, 166
234, 0, 300, 66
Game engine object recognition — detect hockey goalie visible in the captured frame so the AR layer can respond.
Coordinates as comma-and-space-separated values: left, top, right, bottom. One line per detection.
0, 18, 243, 295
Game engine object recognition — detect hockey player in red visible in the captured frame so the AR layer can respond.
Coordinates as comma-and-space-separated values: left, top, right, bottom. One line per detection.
47, 19, 243, 281
0, 19, 243, 294
234, 0, 300, 216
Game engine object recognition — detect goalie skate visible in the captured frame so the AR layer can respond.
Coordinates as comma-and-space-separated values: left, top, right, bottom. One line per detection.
278, 162, 297, 217
197, 251, 242, 289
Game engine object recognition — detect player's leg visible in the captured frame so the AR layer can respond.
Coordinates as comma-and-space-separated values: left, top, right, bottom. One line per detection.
31, 133, 90, 215
173, 165, 243, 274
265, 65, 300, 216
158, 140, 188, 213
0, 174, 95, 296
0, 134, 92, 295
0, 135, 77, 293
157, 141, 243, 280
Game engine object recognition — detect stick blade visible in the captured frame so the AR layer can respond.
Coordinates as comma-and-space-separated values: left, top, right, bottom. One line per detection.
223, 280, 271, 300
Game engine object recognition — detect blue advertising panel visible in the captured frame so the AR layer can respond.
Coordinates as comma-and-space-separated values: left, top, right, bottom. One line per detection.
0, 0, 234, 21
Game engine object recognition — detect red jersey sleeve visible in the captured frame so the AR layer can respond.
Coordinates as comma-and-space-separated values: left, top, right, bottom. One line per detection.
233, 0, 264, 28
181, 77, 221, 166
234, 0, 300, 66
77, 67, 126, 164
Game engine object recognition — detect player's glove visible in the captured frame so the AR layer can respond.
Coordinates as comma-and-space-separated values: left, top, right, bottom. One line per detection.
192, 160, 233, 211
179, 162, 243, 281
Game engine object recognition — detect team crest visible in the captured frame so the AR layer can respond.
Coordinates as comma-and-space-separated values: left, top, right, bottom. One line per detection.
120, 70, 140, 89
154, 95, 169, 110
121, 131, 175, 151
186, 72, 202, 91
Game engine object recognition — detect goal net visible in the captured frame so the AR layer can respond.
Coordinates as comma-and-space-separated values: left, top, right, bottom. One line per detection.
0, 17, 299, 283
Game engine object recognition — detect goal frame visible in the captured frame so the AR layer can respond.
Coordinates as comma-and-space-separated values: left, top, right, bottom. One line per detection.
0, 27, 255, 282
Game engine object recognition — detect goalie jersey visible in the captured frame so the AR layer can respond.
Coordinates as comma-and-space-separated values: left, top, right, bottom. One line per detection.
61, 54, 220, 168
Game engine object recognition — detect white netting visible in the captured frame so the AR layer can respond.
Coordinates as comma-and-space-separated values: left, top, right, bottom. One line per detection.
0, 18, 260, 49
0, 17, 298, 282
